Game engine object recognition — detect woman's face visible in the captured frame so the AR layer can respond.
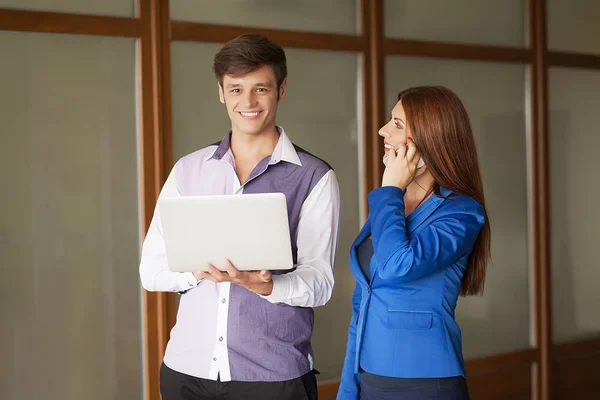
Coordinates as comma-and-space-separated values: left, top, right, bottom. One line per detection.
378, 100, 411, 155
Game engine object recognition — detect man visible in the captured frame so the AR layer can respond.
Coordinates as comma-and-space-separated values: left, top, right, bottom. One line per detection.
140, 34, 340, 400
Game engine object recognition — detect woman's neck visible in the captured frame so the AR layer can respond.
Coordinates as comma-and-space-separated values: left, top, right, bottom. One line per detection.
404, 170, 435, 215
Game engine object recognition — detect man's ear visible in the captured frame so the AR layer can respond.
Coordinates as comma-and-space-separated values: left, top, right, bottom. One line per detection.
218, 82, 225, 104
278, 77, 288, 101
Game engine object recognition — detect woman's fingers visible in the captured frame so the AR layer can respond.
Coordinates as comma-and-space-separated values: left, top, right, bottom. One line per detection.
406, 140, 417, 161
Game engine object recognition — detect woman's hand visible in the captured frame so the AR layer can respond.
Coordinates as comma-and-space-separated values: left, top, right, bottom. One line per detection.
381, 140, 421, 190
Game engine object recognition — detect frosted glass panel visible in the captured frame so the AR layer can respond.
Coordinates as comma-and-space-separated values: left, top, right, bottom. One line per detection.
385, 0, 526, 47
548, 0, 600, 54
0, 0, 134, 16
171, 42, 228, 158
386, 57, 530, 358
171, 42, 360, 380
0, 32, 141, 400
170, 0, 358, 34
549, 67, 600, 343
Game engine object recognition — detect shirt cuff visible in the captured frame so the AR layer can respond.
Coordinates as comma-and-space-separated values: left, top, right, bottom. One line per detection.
259, 273, 292, 303
178, 272, 200, 294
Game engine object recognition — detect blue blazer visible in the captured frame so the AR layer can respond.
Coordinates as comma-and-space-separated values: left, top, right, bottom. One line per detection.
337, 186, 485, 399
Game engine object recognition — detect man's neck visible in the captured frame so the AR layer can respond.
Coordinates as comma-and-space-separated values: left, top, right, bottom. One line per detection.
230, 126, 280, 184
230, 126, 280, 162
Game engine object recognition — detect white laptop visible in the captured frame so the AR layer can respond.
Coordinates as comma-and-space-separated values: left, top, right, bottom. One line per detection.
158, 192, 294, 272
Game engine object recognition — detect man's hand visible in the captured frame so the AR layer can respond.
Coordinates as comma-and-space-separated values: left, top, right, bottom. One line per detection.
195, 259, 274, 295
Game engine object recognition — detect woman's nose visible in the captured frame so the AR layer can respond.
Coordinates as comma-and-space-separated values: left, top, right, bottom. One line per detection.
378, 124, 388, 138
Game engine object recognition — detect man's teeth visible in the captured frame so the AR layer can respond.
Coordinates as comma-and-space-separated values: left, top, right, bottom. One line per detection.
384, 144, 394, 149
241, 111, 259, 117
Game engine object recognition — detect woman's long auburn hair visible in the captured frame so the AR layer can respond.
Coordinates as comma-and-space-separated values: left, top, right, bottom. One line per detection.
398, 86, 491, 296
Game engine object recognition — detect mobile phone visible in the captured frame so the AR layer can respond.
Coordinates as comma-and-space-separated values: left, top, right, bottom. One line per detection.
382, 145, 425, 168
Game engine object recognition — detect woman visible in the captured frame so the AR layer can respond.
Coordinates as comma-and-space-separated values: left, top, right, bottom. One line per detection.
337, 86, 491, 400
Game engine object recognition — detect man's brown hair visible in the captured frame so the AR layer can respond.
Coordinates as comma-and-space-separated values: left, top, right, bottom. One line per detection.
213, 33, 287, 89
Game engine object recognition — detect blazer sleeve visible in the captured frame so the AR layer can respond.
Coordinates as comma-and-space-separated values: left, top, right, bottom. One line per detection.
337, 282, 362, 400
368, 186, 485, 282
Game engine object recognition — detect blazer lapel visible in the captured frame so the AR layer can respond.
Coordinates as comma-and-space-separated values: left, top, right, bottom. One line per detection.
406, 186, 452, 234
350, 216, 372, 286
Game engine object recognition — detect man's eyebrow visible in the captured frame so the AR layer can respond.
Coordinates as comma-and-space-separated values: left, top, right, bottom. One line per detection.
225, 82, 275, 88
254, 81, 275, 87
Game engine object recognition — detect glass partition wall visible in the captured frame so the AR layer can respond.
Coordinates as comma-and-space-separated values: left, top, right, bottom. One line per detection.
2, 1, 600, 399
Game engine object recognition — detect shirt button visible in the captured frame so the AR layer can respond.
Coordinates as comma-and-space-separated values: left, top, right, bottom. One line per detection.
219, 336, 223, 342
221, 298, 226, 304
213, 357, 217, 361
